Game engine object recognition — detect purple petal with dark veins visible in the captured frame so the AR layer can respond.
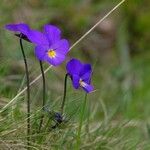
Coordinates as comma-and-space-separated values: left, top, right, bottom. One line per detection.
72, 74, 80, 89
45, 52, 66, 66
82, 83, 94, 93
44, 24, 61, 45
28, 29, 49, 46
66, 59, 83, 76
50, 39, 70, 55
80, 64, 92, 83
34, 45, 48, 61
5, 23, 30, 35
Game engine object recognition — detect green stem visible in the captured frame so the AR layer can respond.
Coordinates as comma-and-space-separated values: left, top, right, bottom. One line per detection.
76, 94, 87, 150
19, 36, 31, 149
39, 61, 46, 132
60, 74, 68, 114
86, 99, 90, 139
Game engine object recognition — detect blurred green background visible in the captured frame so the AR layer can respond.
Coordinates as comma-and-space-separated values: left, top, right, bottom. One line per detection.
0, 0, 150, 149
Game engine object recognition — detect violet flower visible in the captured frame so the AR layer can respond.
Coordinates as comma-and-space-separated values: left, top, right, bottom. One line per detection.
33, 25, 70, 66
5, 23, 70, 66
66, 58, 94, 93
5, 23, 31, 42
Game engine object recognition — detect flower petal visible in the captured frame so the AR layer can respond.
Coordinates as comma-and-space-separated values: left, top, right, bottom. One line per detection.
5, 23, 30, 35
34, 45, 48, 61
28, 30, 49, 46
66, 59, 83, 76
80, 64, 92, 83
72, 75, 80, 89
45, 52, 66, 66
81, 83, 94, 93
50, 39, 70, 55
44, 24, 61, 45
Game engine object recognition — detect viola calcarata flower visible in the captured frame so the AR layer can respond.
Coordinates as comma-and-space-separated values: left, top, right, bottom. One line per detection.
5, 23, 70, 66
66, 58, 94, 93
5, 23, 31, 42
31, 25, 70, 66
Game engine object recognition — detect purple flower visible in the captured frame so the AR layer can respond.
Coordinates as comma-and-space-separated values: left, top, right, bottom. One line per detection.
5, 23, 70, 66
66, 58, 94, 93
5, 23, 31, 42
33, 25, 70, 66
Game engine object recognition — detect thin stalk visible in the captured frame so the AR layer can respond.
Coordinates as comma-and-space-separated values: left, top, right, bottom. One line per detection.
19, 37, 31, 149
76, 94, 87, 150
60, 74, 68, 114
39, 61, 46, 132
86, 99, 90, 139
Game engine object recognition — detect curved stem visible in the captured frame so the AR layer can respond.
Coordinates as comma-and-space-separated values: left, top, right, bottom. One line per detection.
60, 74, 68, 114
19, 37, 31, 149
39, 61, 46, 132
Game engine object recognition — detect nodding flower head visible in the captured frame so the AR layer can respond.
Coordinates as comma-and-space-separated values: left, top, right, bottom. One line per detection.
66, 58, 94, 93
5, 23, 31, 42
54, 112, 63, 124
5, 23, 70, 66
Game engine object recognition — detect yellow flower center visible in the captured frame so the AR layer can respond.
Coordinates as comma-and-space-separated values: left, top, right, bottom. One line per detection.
79, 79, 86, 88
47, 49, 56, 58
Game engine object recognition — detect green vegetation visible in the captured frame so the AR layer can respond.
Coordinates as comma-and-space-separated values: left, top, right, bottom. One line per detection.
0, 0, 150, 149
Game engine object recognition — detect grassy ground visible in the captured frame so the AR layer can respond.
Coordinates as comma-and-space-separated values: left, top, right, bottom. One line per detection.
0, 0, 150, 149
